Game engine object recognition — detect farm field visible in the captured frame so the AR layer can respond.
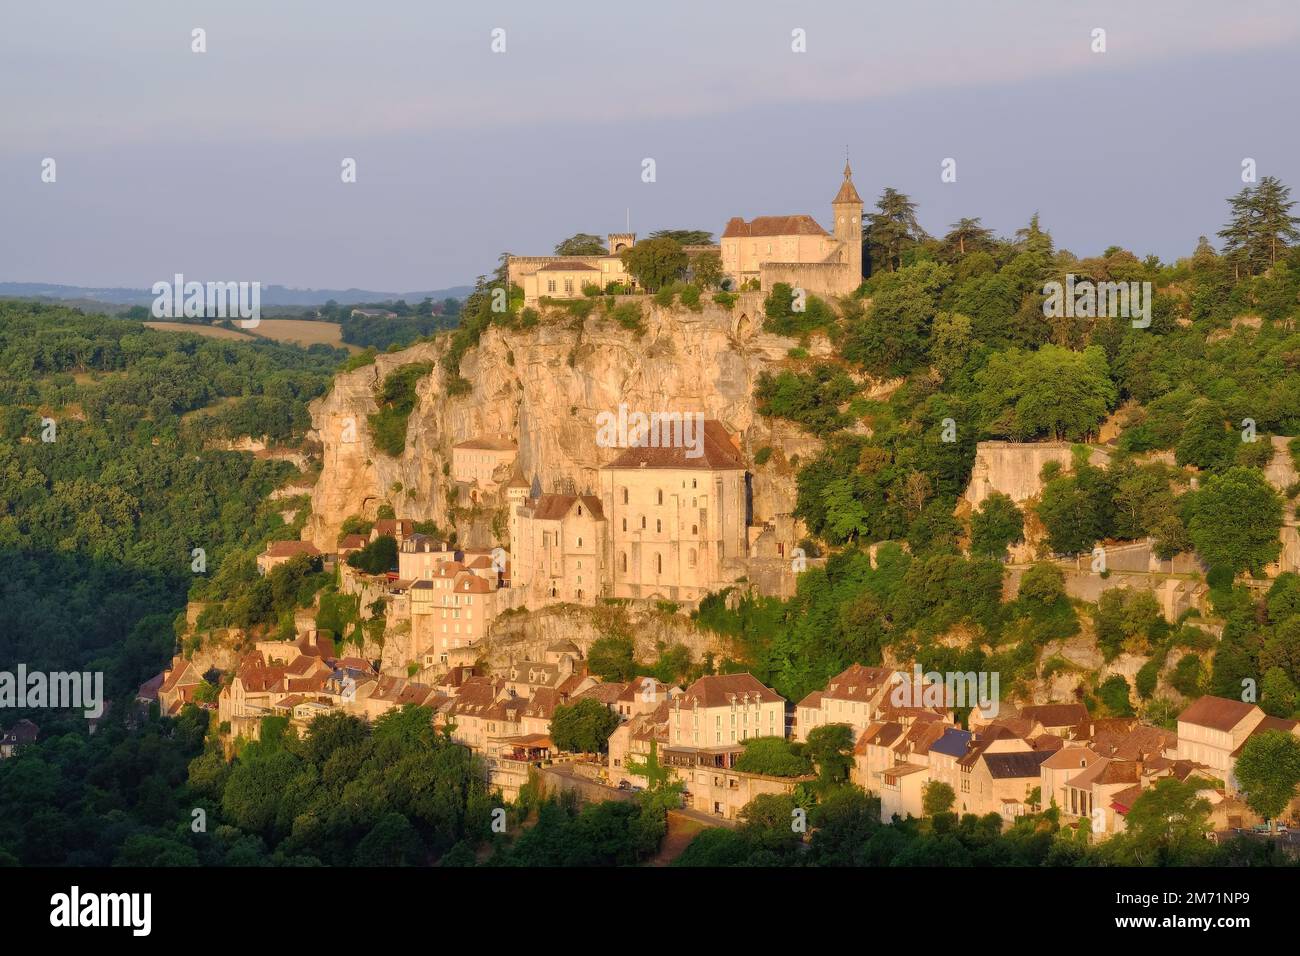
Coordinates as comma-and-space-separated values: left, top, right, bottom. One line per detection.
144, 320, 253, 341
250, 318, 357, 351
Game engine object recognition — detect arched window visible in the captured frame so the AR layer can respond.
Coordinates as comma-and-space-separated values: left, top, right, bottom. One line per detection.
620, 552, 627, 572
577, 504, 583, 516
622, 487, 629, 504
577, 536, 583, 548
655, 553, 663, 574
688, 548, 697, 568
641, 516, 646, 529
656, 519, 662, 533
622, 518, 627, 532
691, 524, 698, 535
657, 490, 663, 505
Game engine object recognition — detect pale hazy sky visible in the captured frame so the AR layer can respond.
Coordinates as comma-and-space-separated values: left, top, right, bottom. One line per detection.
2, 0, 1298, 291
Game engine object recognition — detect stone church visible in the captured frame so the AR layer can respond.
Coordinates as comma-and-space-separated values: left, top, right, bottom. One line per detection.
721, 161, 864, 297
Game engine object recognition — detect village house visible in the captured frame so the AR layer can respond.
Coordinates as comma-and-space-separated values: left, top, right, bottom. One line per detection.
397, 533, 456, 580
796, 663, 899, 742
1175, 695, 1299, 794
0, 719, 39, 759
451, 437, 518, 504
157, 654, 205, 716
666, 673, 785, 753
371, 518, 415, 546
256, 539, 322, 575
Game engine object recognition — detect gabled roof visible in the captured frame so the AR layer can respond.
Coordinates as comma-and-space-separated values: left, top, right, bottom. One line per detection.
929, 728, 972, 759
1018, 703, 1090, 729
983, 750, 1052, 779
1042, 745, 1099, 771
1178, 696, 1258, 732
527, 493, 606, 522
798, 690, 824, 709
574, 682, 627, 706
1232, 715, 1300, 756
264, 540, 321, 558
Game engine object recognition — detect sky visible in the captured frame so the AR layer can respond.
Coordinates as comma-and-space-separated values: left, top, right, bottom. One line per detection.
2, 0, 1299, 292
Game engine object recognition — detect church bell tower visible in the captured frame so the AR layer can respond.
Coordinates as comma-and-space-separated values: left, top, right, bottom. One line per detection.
831, 160, 863, 281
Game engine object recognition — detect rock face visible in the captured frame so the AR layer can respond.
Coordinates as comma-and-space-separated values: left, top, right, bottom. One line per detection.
963, 440, 1112, 510
478, 604, 731, 672
304, 296, 819, 550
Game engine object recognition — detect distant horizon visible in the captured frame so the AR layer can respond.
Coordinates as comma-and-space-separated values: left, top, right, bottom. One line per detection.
4, 0, 1298, 289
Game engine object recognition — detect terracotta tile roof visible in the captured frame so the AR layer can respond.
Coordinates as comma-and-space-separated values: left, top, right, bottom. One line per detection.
537, 260, 599, 272
574, 682, 627, 705
822, 664, 893, 703
859, 722, 904, 750
1232, 715, 1300, 756
1067, 756, 1140, 790
1019, 703, 1090, 729
238, 665, 287, 693
136, 672, 165, 701
264, 540, 321, 558
555, 673, 590, 697
798, 690, 823, 708
339, 534, 368, 550
524, 687, 562, 720
1042, 746, 1100, 771
604, 419, 745, 471
721, 215, 829, 239
160, 657, 197, 694
1178, 696, 1258, 732
618, 676, 664, 702
677, 673, 783, 709
1109, 783, 1143, 813
894, 720, 950, 757
372, 519, 414, 536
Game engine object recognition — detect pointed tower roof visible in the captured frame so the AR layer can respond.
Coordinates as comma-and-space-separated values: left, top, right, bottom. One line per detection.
530, 474, 543, 499
833, 161, 862, 205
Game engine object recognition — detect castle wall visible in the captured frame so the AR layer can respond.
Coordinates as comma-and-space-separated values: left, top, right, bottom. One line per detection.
759, 260, 858, 298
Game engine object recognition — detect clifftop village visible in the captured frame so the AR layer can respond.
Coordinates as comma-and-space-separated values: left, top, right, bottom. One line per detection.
124, 162, 1300, 840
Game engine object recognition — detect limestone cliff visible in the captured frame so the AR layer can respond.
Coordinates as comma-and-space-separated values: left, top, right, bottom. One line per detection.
304, 295, 823, 550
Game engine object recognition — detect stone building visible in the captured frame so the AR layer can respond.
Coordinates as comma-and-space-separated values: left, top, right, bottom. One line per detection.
509, 421, 754, 607
510, 493, 607, 606
507, 234, 637, 306
721, 162, 863, 297
597, 419, 750, 604
451, 437, 518, 503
